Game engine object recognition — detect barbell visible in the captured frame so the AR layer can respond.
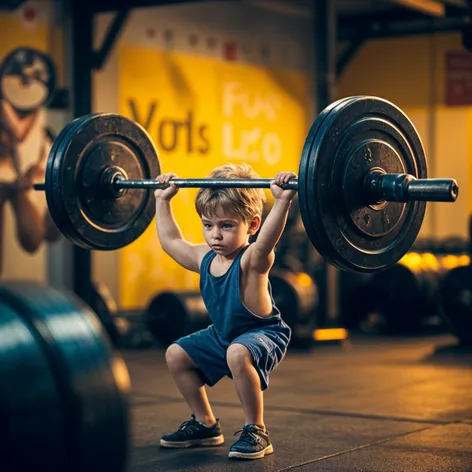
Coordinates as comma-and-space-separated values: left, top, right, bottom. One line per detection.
33, 96, 459, 273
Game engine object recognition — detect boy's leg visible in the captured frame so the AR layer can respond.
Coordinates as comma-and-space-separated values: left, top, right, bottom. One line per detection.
161, 341, 225, 448
226, 331, 288, 459
226, 343, 273, 459
226, 343, 264, 427
161, 326, 230, 447
165, 343, 216, 426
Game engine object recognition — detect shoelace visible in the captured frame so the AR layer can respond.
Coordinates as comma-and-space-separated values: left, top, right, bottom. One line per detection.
178, 415, 217, 436
233, 425, 264, 446
178, 415, 198, 432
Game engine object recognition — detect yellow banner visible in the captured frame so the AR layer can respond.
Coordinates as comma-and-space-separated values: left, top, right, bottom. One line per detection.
118, 45, 308, 308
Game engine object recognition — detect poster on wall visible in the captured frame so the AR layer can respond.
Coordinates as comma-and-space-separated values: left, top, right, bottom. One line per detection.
118, 44, 308, 308
0, 0, 63, 281
445, 50, 472, 107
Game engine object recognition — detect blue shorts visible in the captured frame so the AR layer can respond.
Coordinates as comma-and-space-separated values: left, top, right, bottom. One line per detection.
175, 324, 289, 390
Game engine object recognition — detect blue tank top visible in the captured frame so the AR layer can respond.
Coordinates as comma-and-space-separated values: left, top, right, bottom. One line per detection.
199, 245, 290, 342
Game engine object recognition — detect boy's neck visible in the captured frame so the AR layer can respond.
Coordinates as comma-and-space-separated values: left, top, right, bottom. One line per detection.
213, 243, 249, 262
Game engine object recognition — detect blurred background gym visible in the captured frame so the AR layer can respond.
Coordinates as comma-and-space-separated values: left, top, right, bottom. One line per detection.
1, 1, 471, 471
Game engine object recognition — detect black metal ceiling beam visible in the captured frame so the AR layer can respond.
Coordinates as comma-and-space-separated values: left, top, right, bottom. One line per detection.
92, 8, 130, 69
0, 0, 26, 10
338, 8, 429, 30
441, 0, 468, 7
87, 0, 237, 14
338, 15, 471, 41
337, 37, 365, 77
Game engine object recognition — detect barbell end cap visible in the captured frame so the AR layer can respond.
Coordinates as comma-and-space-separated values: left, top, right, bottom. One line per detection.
407, 178, 460, 202
366, 172, 460, 203
449, 179, 459, 202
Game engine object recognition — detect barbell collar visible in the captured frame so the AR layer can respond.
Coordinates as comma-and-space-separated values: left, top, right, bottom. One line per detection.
101, 166, 128, 198
365, 170, 459, 203
112, 176, 299, 191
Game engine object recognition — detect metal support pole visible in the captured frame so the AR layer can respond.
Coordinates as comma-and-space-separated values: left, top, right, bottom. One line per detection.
313, 0, 339, 329
71, 1, 93, 304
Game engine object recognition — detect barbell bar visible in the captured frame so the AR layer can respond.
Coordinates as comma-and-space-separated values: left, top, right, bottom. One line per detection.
31, 95, 459, 273
108, 172, 459, 203
35, 173, 458, 203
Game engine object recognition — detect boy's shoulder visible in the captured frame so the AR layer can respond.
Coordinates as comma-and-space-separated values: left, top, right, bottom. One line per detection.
241, 244, 275, 275
194, 244, 212, 272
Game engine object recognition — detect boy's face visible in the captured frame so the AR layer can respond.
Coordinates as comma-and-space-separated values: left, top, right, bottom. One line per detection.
201, 206, 260, 256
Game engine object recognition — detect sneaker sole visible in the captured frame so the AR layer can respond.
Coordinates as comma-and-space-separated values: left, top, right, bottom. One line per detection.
228, 444, 274, 459
160, 435, 225, 448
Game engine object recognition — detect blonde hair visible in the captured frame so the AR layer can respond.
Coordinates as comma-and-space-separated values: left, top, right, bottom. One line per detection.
195, 163, 266, 222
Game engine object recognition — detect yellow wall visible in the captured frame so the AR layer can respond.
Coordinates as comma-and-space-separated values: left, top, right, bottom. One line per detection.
338, 33, 470, 239
93, 4, 311, 307
95, 7, 470, 309
116, 45, 308, 308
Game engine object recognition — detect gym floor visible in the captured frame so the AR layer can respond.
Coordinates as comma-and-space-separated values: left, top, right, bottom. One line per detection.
124, 334, 472, 471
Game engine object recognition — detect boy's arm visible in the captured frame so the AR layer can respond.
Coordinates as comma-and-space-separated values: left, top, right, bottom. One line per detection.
155, 199, 209, 273
249, 199, 292, 273
249, 171, 297, 274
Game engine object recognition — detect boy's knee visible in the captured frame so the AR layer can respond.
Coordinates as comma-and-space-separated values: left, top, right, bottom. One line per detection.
165, 344, 192, 372
227, 344, 252, 376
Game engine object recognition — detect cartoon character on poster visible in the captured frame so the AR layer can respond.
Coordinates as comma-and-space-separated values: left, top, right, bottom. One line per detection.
0, 46, 61, 277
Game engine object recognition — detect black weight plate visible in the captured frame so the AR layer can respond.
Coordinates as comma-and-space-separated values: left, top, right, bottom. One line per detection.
146, 292, 209, 346
301, 96, 426, 273
440, 265, 472, 342
48, 114, 159, 250
48, 113, 160, 250
46, 115, 100, 248
367, 263, 424, 333
147, 292, 188, 346
299, 96, 363, 258
0, 282, 131, 472
45, 116, 77, 233
0, 297, 64, 472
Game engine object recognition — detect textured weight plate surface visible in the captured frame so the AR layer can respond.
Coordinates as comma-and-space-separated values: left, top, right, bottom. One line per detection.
46, 115, 97, 248
0, 294, 64, 472
300, 96, 426, 273
46, 113, 160, 250
298, 97, 362, 256
0, 282, 131, 472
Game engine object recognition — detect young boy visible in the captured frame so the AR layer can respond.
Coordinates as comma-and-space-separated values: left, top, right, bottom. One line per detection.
154, 163, 296, 460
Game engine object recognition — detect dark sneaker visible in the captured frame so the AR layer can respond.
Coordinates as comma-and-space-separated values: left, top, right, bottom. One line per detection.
228, 424, 274, 459
160, 415, 224, 448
